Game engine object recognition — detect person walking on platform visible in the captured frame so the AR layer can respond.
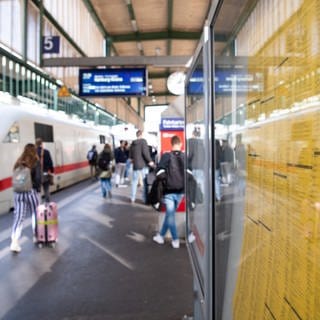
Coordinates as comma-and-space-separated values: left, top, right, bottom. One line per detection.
187, 127, 205, 192
36, 137, 54, 203
114, 140, 128, 187
87, 145, 98, 181
215, 139, 223, 202
153, 135, 184, 249
221, 139, 235, 185
124, 141, 131, 182
10, 143, 41, 253
129, 130, 154, 203
97, 143, 114, 199
234, 133, 246, 195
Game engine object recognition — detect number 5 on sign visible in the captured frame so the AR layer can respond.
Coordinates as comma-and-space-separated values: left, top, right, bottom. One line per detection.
42, 36, 60, 54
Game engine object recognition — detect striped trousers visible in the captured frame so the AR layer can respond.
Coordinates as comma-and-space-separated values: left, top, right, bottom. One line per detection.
11, 189, 39, 241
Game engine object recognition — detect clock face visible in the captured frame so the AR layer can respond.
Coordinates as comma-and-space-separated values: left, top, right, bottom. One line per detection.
167, 71, 186, 95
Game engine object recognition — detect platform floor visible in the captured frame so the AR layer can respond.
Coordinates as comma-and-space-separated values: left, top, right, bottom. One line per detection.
0, 179, 193, 320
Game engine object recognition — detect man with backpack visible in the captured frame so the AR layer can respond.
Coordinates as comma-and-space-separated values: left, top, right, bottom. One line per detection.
87, 145, 98, 181
153, 135, 184, 249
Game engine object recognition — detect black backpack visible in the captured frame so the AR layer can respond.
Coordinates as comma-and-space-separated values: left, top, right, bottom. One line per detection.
166, 152, 184, 192
98, 153, 110, 171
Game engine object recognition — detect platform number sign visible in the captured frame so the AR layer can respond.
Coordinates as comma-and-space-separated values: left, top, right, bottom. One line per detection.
42, 36, 60, 54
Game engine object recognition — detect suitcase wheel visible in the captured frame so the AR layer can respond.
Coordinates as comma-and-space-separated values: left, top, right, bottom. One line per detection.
49, 242, 56, 248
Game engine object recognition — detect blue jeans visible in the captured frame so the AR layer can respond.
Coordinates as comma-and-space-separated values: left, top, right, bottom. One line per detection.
131, 167, 148, 202
100, 178, 112, 197
160, 193, 183, 240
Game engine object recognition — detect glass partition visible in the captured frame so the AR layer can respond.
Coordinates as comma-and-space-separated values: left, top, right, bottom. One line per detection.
210, 0, 320, 319
185, 24, 213, 320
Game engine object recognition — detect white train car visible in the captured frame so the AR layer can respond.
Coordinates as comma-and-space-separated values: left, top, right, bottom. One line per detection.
0, 95, 113, 215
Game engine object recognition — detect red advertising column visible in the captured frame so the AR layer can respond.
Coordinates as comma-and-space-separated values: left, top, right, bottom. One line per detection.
158, 117, 186, 238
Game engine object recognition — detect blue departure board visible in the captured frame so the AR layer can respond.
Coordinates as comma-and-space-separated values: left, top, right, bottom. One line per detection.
79, 68, 147, 97
187, 68, 263, 95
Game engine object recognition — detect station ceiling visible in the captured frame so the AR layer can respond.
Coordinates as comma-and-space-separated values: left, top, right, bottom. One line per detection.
84, 0, 211, 106
47, 0, 256, 106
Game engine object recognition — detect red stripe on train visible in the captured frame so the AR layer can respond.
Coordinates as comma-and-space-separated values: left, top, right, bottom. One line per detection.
54, 161, 88, 174
0, 161, 89, 192
0, 177, 13, 192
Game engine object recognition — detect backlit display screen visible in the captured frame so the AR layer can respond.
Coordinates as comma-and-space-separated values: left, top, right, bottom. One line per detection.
79, 68, 147, 97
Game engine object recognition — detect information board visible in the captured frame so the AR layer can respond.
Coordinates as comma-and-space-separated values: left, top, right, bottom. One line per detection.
187, 68, 263, 95
79, 68, 147, 97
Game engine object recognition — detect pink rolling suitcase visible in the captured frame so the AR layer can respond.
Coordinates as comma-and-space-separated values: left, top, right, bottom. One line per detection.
36, 202, 58, 247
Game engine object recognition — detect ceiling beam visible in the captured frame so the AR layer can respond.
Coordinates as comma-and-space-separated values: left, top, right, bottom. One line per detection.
214, 33, 230, 42
111, 31, 201, 42
42, 55, 258, 68
167, 0, 173, 55
42, 56, 191, 67
124, 0, 144, 55
151, 91, 173, 96
149, 71, 171, 79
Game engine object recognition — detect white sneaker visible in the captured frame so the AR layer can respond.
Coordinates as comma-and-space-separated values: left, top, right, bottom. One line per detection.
171, 239, 180, 249
10, 240, 21, 253
153, 234, 164, 244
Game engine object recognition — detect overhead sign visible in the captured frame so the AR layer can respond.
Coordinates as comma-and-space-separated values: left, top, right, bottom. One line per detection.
187, 69, 203, 95
78, 68, 147, 97
160, 117, 184, 131
187, 68, 263, 95
42, 36, 60, 54
215, 68, 263, 93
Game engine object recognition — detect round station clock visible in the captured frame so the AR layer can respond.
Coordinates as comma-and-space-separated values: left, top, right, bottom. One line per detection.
167, 71, 186, 95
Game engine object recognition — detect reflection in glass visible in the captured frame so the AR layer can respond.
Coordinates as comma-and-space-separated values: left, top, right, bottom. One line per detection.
3, 121, 20, 143
185, 49, 207, 290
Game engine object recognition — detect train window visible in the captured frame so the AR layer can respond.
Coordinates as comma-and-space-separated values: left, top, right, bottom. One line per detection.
34, 122, 54, 142
3, 122, 20, 143
99, 135, 106, 144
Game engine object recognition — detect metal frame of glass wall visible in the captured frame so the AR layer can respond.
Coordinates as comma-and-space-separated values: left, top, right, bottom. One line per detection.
185, 20, 214, 320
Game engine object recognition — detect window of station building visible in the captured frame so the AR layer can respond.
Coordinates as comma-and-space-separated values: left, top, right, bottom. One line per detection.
34, 122, 54, 142
3, 121, 20, 143
99, 135, 106, 144
0, 0, 23, 55
27, 1, 40, 65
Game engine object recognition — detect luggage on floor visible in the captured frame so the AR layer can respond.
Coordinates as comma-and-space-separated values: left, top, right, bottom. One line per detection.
36, 202, 58, 247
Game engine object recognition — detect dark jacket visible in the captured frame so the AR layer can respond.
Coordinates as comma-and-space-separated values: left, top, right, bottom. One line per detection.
186, 170, 203, 211
97, 150, 113, 171
129, 138, 152, 170
31, 160, 42, 192
187, 138, 205, 170
148, 170, 166, 210
87, 148, 98, 165
222, 145, 234, 165
215, 140, 223, 170
114, 147, 128, 164
37, 147, 54, 173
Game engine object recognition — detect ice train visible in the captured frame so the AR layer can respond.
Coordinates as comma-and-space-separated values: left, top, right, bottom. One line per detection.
0, 94, 113, 215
